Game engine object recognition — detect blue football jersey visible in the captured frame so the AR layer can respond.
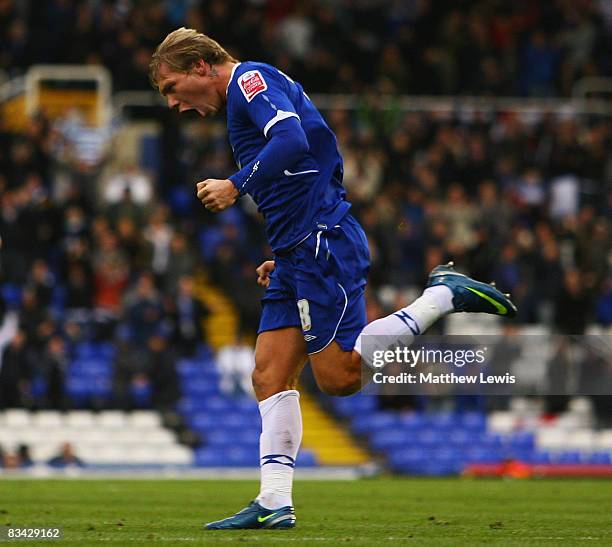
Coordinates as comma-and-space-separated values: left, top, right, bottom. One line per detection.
226, 62, 351, 252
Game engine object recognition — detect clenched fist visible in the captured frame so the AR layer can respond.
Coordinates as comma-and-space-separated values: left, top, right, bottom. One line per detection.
196, 179, 239, 212
256, 260, 275, 288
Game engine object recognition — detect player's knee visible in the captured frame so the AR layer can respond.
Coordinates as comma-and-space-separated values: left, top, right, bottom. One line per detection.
252, 365, 293, 401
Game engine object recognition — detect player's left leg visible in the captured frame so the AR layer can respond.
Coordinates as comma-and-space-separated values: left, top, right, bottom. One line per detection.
205, 326, 308, 530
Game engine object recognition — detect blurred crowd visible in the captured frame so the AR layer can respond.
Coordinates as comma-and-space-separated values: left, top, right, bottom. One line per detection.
0, 0, 611, 413
0, 0, 611, 97
190, 106, 611, 330
0, 110, 210, 410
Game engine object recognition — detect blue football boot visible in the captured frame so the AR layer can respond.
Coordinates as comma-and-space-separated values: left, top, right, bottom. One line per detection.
427, 261, 517, 317
204, 501, 296, 530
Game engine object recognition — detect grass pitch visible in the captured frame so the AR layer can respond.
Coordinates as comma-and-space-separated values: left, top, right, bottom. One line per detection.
1, 478, 610, 546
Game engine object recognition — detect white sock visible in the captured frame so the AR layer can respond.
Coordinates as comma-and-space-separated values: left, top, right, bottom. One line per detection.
354, 285, 453, 360
256, 389, 302, 509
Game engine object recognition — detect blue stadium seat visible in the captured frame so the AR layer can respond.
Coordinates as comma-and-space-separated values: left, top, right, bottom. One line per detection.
506, 431, 535, 451
332, 394, 377, 417
177, 398, 204, 414
370, 430, 412, 451
351, 412, 399, 435
1, 284, 22, 309
188, 412, 218, 431
182, 379, 219, 397
30, 376, 47, 398
233, 397, 259, 412
71, 359, 112, 374
207, 431, 236, 446
50, 285, 66, 313
388, 448, 426, 468
194, 447, 226, 467
529, 451, 551, 464
198, 227, 224, 261
201, 396, 234, 412
221, 412, 261, 429
66, 378, 91, 405
424, 412, 460, 430
95, 343, 115, 359
414, 430, 445, 447
226, 447, 258, 466
478, 433, 504, 449
297, 450, 317, 467
586, 452, 611, 464
168, 186, 193, 215
75, 342, 98, 359
459, 411, 487, 432
397, 412, 427, 429
130, 381, 152, 407
194, 446, 259, 467
91, 378, 113, 397
447, 430, 472, 447
552, 451, 581, 464
464, 447, 502, 463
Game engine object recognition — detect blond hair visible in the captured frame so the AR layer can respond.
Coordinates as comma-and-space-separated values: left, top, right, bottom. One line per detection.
149, 27, 237, 90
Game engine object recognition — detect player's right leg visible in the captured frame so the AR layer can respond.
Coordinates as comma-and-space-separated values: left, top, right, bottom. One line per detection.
309, 260, 517, 394
205, 327, 307, 530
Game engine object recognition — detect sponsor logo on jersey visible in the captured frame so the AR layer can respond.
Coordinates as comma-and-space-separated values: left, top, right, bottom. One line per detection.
238, 70, 267, 102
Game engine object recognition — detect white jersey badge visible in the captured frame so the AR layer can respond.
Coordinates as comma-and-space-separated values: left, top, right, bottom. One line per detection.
238, 70, 268, 102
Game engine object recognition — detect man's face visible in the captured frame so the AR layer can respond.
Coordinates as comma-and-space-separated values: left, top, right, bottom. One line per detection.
158, 60, 220, 118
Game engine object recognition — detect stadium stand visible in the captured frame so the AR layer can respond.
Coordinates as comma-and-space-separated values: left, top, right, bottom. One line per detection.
0, 0, 610, 474
0, 409, 192, 466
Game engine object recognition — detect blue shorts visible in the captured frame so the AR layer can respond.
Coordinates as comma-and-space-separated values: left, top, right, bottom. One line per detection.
258, 214, 370, 354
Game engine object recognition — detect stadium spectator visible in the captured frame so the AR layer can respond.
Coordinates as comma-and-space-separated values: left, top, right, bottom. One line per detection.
26, 258, 55, 309
17, 444, 33, 468
2, 451, 20, 470
47, 442, 84, 468
0, 329, 33, 409
554, 268, 595, 335
168, 275, 209, 357
216, 333, 256, 398
103, 163, 153, 207
92, 229, 130, 313
115, 217, 152, 274
143, 204, 174, 281
148, 333, 180, 411
17, 289, 49, 354
106, 187, 148, 229
163, 233, 198, 294
64, 263, 94, 312
40, 335, 68, 410
112, 339, 150, 411
123, 272, 165, 347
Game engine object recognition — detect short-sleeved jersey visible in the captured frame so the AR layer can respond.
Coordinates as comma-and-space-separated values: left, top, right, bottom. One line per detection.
226, 62, 351, 253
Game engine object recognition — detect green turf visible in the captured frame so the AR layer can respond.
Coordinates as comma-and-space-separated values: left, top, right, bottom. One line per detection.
0, 478, 610, 546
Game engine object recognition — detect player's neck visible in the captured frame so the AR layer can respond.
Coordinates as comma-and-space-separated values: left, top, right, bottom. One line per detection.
214, 62, 239, 96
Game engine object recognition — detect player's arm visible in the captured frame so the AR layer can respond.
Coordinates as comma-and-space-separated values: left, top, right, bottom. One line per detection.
198, 68, 308, 212
197, 118, 308, 212
228, 117, 308, 196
